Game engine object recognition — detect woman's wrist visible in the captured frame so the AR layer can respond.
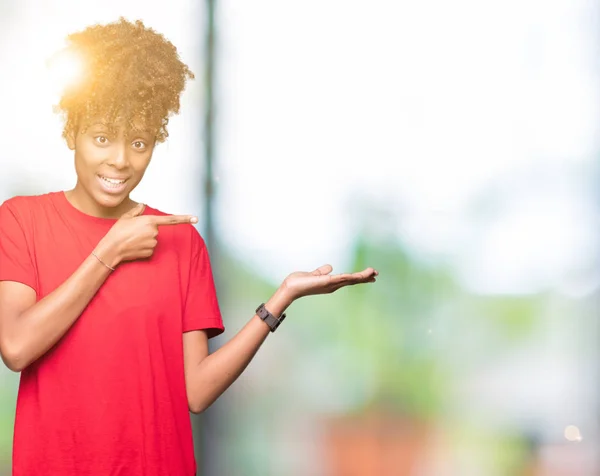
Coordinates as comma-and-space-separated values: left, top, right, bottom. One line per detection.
93, 238, 122, 270
264, 286, 294, 318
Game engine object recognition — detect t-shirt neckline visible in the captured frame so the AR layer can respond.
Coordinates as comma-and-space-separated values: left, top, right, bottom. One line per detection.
53, 191, 148, 226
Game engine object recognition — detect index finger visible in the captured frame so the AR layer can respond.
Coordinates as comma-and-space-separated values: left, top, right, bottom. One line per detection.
149, 215, 198, 226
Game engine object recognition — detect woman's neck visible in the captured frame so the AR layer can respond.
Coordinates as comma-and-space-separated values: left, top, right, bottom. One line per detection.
65, 184, 136, 219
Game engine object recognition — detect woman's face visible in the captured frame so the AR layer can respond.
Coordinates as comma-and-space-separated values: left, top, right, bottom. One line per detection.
68, 120, 156, 213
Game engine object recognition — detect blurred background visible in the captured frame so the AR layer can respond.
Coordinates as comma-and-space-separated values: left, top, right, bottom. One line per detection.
1, 0, 599, 474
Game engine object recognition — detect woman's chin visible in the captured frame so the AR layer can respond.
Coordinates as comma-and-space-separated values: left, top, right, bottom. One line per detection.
95, 191, 130, 211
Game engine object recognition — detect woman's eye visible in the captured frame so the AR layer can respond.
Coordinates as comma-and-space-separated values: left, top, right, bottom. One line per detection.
132, 141, 146, 150
95, 136, 108, 145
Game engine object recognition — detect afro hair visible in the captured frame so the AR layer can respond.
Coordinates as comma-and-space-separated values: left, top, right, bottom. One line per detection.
55, 17, 195, 143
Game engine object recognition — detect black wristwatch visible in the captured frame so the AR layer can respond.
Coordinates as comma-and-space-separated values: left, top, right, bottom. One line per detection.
256, 303, 286, 333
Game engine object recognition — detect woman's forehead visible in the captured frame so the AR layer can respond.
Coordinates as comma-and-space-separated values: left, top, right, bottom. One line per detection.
84, 116, 156, 136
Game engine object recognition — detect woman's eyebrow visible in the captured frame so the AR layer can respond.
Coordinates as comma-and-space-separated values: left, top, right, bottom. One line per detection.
88, 123, 110, 131
130, 129, 153, 139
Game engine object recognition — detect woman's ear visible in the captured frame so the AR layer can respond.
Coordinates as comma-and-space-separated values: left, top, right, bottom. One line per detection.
66, 130, 76, 150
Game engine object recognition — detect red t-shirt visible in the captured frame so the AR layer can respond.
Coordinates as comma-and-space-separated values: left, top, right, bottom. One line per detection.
0, 191, 225, 476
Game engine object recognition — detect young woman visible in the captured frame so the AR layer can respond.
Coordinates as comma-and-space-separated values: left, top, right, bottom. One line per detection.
0, 18, 378, 476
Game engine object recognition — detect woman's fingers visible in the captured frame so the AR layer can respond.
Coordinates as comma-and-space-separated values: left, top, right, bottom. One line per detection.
332, 268, 377, 284
311, 264, 333, 276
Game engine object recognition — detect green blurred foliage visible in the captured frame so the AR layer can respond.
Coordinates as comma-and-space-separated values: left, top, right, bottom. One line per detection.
217, 229, 545, 425
0, 372, 18, 472
472, 296, 543, 341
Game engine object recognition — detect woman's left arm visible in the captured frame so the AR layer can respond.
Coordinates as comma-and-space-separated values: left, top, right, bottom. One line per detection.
183, 265, 377, 413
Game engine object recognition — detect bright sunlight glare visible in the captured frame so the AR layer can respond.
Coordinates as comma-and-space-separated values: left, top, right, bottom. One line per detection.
46, 48, 86, 96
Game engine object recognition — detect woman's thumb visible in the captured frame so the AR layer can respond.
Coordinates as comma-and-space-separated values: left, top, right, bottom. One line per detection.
120, 203, 145, 219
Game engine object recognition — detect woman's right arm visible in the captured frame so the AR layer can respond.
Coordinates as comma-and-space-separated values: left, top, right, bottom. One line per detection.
0, 240, 118, 372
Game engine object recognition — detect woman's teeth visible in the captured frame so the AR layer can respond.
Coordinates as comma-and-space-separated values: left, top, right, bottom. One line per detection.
100, 176, 126, 186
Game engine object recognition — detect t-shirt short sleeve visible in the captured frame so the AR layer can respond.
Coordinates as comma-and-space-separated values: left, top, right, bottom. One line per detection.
183, 229, 224, 337
0, 200, 38, 294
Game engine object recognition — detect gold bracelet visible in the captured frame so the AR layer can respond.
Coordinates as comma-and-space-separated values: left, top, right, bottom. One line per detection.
91, 251, 115, 271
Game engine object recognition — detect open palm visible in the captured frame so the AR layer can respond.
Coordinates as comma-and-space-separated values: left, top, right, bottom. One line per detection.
282, 264, 378, 301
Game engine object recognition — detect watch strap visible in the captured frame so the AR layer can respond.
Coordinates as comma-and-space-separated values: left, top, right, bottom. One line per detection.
256, 303, 286, 332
